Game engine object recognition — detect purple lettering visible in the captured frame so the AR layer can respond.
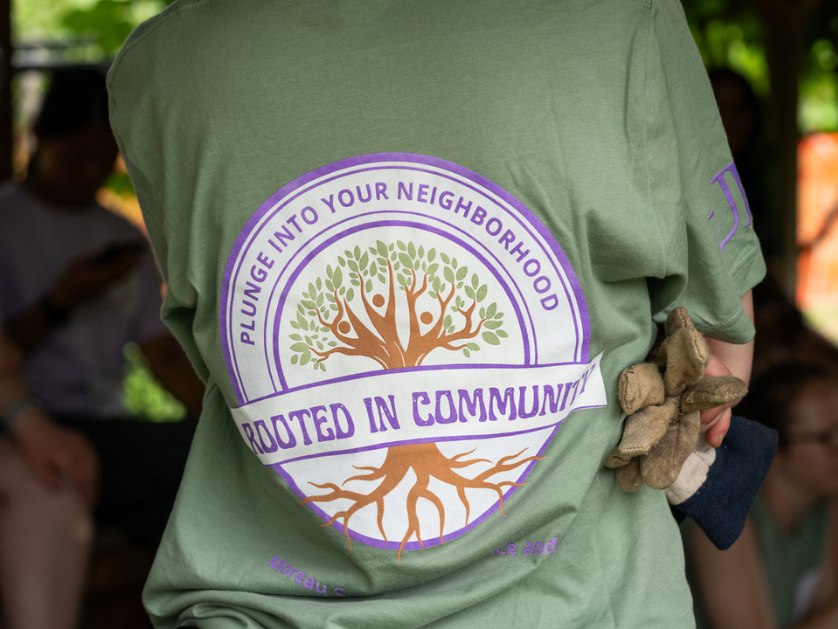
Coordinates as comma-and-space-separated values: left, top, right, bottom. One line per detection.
470, 206, 486, 225
498, 229, 515, 249
301, 206, 318, 225
434, 390, 457, 424
286, 215, 302, 233
366, 395, 401, 432
288, 409, 313, 445
311, 405, 335, 442
533, 276, 551, 294
455, 196, 472, 218
242, 422, 264, 454
517, 386, 540, 419
256, 251, 274, 268
270, 414, 297, 449
509, 241, 530, 263
244, 279, 262, 299
338, 189, 354, 207
398, 182, 413, 200
273, 225, 296, 247
710, 162, 752, 251
254, 419, 278, 453
356, 184, 372, 203
330, 403, 355, 439
321, 194, 337, 213
489, 387, 517, 421
541, 295, 559, 310
485, 216, 502, 236
412, 391, 434, 426
417, 184, 429, 203
458, 388, 487, 422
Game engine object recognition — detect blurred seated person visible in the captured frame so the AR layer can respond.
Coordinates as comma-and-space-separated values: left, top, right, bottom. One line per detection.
684, 361, 838, 628
0, 67, 203, 549
0, 325, 96, 629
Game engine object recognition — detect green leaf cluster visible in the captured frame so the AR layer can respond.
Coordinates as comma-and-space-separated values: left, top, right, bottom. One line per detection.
289, 278, 334, 371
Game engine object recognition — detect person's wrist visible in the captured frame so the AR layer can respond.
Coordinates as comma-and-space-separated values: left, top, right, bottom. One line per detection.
1, 396, 47, 435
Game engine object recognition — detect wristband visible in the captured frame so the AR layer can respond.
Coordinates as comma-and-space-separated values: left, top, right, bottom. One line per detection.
1, 396, 45, 433
39, 294, 71, 326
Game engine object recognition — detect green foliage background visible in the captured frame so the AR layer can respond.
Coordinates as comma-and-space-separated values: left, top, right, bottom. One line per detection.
682, 0, 838, 132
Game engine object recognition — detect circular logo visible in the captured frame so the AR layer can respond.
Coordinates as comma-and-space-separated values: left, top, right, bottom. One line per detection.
220, 154, 604, 560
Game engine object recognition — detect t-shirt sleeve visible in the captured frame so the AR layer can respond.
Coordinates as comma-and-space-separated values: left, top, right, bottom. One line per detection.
643, 0, 766, 343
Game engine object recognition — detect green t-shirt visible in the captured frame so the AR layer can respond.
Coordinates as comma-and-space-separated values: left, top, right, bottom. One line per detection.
752, 495, 830, 625
108, 0, 765, 627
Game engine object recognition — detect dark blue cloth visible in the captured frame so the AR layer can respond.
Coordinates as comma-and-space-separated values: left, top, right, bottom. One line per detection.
672, 415, 778, 550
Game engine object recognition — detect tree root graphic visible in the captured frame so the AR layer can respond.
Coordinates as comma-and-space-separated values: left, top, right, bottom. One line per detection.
301, 442, 543, 563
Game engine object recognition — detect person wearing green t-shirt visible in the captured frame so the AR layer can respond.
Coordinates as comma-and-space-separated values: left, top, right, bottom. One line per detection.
108, 0, 765, 626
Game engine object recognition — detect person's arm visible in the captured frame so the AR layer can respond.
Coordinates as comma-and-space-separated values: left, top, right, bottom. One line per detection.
701, 290, 755, 448
5, 250, 141, 352
689, 518, 776, 629
0, 331, 99, 506
689, 514, 838, 629
139, 333, 204, 416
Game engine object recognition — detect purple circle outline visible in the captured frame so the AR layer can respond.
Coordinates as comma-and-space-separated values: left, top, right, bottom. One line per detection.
271, 219, 532, 390
220, 153, 591, 405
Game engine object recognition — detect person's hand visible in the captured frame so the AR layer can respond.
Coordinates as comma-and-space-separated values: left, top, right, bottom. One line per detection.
48, 248, 143, 310
13, 412, 100, 507
699, 353, 740, 448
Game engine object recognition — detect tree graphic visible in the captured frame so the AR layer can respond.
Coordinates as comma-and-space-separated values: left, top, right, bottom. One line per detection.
289, 240, 540, 562
289, 240, 507, 369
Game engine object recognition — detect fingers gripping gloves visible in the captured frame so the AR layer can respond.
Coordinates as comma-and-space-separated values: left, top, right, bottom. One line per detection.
605, 308, 748, 492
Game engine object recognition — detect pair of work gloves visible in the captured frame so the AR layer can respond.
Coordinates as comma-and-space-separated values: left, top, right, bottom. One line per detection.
606, 307, 777, 549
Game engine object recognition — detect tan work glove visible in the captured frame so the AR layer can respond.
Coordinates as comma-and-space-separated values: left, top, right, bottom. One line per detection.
605, 307, 748, 491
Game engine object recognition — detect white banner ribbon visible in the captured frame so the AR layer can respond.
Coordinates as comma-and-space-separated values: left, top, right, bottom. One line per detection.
232, 354, 605, 466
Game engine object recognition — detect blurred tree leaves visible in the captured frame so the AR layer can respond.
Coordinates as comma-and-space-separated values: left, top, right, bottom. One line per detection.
682, 0, 838, 132
62, 0, 136, 53
60, 0, 176, 55
683, 0, 769, 93
14, 0, 175, 56
122, 343, 186, 422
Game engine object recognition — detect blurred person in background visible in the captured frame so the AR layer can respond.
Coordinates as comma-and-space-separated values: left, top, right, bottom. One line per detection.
0, 67, 202, 550
684, 361, 838, 628
0, 324, 96, 629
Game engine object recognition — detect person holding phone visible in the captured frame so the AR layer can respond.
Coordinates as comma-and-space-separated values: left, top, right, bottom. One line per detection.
0, 68, 203, 551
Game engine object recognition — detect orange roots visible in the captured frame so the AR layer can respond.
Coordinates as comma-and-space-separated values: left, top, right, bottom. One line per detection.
301, 442, 543, 563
